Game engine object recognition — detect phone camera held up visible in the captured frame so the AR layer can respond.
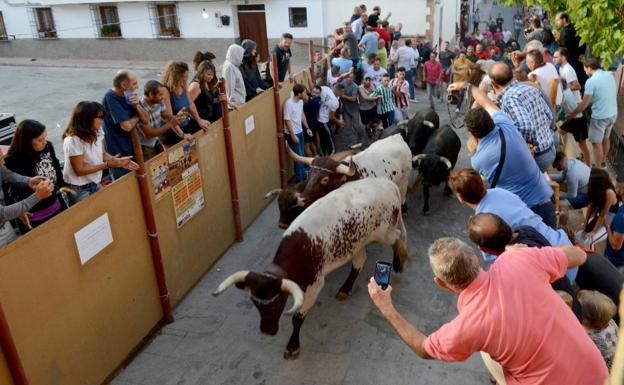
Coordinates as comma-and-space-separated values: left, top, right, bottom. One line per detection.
374, 261, 392, 290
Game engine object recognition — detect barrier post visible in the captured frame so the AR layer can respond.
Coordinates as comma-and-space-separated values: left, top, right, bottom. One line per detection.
130, 130, 174, 323
0, 302, 28, 385
271, 52, 288, 188
218, 80, 244, 241
308, 40, 314, 76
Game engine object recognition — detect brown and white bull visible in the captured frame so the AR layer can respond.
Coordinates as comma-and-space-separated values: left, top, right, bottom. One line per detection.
281, 134, 412, 227
213, 178, 409, 359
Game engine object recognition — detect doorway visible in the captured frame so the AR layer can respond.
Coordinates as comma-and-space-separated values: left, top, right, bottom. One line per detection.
237, 4, 269, 62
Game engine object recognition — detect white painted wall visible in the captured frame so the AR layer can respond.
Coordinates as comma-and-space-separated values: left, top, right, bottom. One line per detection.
321, 0, 429, 37
116, 2, 152, 38
433, 0, 460, 48
177, 2, 237, 38
55, 4, 95, 38
262, 0, 323, 38
0, 0, 32, 39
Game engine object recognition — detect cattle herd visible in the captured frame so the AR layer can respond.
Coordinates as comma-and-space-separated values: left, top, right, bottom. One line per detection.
213, 108, 461, 359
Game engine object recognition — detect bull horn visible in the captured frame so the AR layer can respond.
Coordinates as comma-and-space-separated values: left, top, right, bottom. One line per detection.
284, 140, 313, 165
349, 143, 363, 150
412, 154, 428, 163
281, 278, 304, 314
212, 270, 249, 296
336, 161, 356, 176
423, 120, 434, 128
264, 188, 282, 199
440, 156, 452, 170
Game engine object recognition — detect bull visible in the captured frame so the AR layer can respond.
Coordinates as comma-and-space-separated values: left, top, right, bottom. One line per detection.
288, 134, 412, 215
412, 124, 461, 214
213, 178, 409, 359
265, 150, 357, 229
379, 108, 440, 155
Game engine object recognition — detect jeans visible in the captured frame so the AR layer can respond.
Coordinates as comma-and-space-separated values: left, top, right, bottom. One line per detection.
286, 132, 307, 182
318, 122, 336, 155
110, 167, 130, 180
406, 69, 415, 100
426, 83, 437, 108
530, 200, 557, 229
534, 145, 556, 172
0, 221, 17, 248
343, 108, 365, 140
66, 182, 102, 206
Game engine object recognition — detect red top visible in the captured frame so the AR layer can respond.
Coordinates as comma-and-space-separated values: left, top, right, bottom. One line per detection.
373, 28, 391, 49
424, 60, 442, 84
423, 247, 608, 385
475, 50, 491, 60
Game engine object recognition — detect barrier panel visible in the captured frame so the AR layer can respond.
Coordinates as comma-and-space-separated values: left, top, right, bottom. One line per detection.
0, 175, 162, 385
145, 119, 237, 307
0, 351, 12, 385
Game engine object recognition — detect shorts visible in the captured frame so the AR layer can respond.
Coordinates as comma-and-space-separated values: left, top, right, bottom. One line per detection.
304, 124, 316, 143
360, 108, 377, 125
588, 115, 616, 143
565, 193, 590, 209
560, 116, 588, 142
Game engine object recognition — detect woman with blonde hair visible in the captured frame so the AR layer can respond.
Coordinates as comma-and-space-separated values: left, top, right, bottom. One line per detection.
160, 61, 210, 145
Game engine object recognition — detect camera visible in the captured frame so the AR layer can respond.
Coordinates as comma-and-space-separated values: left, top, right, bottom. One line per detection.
447, 91, 460, 105
524, 27, 533, 35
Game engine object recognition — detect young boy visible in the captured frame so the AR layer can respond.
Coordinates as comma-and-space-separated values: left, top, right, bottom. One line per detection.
577, 290, 619, 369
423, 52, 442, 108
370, 74, 394, 128
358, 76, 379, 138
137, 80, 187, 159
390, 67, 410, 121
550, 151, 591, 226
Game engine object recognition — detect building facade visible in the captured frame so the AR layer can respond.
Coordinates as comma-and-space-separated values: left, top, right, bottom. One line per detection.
0, 0, 459, 61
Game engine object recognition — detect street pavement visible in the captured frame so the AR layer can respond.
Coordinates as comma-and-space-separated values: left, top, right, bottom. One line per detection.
0, 62, 490, 384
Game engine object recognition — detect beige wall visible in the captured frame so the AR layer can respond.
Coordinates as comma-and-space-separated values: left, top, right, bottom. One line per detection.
0, 175, 162, 385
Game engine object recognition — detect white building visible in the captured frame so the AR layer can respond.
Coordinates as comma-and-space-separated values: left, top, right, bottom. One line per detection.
0, 0, 459, 61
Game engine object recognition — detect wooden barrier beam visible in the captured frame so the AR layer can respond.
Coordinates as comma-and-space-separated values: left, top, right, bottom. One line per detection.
0, 302, 28, 385
271, 52, 288, 188
130, 129, 174, 323
219, 80, 244, 241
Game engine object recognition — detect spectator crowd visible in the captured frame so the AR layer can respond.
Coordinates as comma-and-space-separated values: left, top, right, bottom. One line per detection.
0, 3, 623, 385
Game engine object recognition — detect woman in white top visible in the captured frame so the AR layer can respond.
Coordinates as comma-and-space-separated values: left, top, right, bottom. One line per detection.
62, 101, 138, 205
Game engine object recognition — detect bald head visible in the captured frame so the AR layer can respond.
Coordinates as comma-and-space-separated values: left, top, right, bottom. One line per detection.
113, 69, 137, 90
489, 62, 513, 87
467, 213, 513, 255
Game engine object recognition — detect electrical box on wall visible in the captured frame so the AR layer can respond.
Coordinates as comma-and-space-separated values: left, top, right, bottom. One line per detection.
220, 15, 231, 26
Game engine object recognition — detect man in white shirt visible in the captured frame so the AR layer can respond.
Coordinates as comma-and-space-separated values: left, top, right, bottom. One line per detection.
284, 84, 310, 182
554, 47, 581, 102
314, 84, 343, 155
527, 49, 563, 107
502, 27, 512, 43
351, 13, 368, 41
365, 58, 388, 88
391, 39, 418, 100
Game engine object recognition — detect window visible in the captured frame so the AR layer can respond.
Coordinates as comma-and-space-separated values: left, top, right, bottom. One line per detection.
288, 7, 307, 28
35, 8, 56, 38
0, 12, 7, 40
157, 4, 179, 37
99, 5, 121, 38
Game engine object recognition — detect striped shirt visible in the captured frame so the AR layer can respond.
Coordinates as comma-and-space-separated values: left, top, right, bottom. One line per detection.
390, 78, 409, 109
371, 85, 394, 114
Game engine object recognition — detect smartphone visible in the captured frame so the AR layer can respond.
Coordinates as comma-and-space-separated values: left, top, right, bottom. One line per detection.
374, 261, 392, 290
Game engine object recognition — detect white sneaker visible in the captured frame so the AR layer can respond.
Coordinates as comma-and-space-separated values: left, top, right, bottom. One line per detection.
455, 108, 460, 113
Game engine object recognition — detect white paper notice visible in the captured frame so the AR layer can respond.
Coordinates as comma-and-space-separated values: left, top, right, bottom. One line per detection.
74, 213, 113, 265
245, 115, 255, 135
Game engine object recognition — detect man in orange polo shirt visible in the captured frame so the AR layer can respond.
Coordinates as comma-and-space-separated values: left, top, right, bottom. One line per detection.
368, 237, 608, 385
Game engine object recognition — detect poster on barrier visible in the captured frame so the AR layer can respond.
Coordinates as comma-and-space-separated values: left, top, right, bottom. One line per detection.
167, 139, 205, 227
149, 153, 171, 201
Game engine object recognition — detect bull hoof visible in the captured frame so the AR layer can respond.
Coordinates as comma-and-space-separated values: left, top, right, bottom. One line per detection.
283, 349, 300, 360
335, 291, 349, 301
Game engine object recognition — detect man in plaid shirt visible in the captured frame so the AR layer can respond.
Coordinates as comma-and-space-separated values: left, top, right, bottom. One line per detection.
490, 63, 556, 172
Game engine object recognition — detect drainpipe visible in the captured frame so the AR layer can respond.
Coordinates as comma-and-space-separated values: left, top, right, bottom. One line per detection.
0, 302, 28, 385
218, 80, 244, 241
130, 130, 174, 323
308, 40, 314, 76
271, 53, 288, 188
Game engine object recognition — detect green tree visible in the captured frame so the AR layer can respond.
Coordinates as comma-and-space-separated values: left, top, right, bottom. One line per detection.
499, 0, 624, 67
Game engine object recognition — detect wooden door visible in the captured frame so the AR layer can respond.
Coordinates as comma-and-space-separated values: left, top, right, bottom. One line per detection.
237, 7, 269, 62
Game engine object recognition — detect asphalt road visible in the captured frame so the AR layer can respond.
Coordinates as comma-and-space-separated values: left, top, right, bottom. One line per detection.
0, 64, 489, 384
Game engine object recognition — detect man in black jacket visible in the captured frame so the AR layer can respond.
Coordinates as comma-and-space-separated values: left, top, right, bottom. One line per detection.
555, 12, 587, 86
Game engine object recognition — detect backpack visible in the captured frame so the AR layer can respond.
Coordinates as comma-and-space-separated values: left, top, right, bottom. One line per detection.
262, 61, 273, 85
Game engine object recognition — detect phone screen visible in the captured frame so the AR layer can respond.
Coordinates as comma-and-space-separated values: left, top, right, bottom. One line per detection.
374, 261, 392, 290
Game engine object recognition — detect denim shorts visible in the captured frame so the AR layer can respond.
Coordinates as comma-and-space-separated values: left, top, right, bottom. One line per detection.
565, 193, 590, 209
66, 182, 102, 205
588, 116, 616, 143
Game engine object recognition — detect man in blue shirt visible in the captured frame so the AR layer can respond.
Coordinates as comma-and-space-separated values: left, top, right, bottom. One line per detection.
448, 81, 556, 228
566, 58, 618, 168
331, 47, 354, 74
102, 70, 146, 179
359, 27, 379, 58
605, 181, 624, 267
550, 151, 591, 226
448, 168, 576, 281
